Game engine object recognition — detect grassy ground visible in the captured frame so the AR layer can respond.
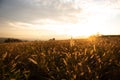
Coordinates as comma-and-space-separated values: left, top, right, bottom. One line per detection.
0, 37, 120, 80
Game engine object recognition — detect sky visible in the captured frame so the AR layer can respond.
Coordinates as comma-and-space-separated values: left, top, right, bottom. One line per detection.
0, 0, 120, 40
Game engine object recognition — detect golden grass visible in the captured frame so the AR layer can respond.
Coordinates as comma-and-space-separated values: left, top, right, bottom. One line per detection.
0, 37, 120, 80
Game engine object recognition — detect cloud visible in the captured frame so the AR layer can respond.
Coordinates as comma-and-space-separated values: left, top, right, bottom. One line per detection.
0, 0, 120, 23
0, 0, 81, 24
5, 21, 70, 40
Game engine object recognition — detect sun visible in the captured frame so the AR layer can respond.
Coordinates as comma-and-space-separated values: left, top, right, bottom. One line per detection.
65, 11, 111, 38
65, 24, 99, 38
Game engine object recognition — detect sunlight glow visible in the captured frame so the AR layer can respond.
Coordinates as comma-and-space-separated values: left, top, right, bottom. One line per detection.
65, 24, 96, 38
8, 7, 117, 39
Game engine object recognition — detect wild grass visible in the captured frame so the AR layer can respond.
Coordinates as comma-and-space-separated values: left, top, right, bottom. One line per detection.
0, 37, 120, 80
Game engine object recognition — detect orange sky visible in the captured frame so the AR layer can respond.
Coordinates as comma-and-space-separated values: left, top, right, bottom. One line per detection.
0, 0, 120, 40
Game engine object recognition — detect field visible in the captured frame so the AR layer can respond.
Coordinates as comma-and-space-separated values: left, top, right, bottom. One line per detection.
0, 37, 120, 80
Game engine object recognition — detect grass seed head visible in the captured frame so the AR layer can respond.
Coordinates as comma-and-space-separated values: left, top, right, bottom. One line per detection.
28, 58, 38, 64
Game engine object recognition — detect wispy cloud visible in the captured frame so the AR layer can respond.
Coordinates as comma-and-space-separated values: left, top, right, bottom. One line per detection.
0, 0, 81, 23
1, 0, 120, 24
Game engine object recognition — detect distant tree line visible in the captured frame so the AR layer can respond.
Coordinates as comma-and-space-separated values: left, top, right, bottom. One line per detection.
4, 38, 23, 43
49, 38, 55, 41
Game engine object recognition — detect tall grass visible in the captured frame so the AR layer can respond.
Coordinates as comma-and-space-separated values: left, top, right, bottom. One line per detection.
0, 37, 120, 80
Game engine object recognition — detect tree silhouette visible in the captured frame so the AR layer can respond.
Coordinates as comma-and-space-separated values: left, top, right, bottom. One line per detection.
4, 38, 22, 43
